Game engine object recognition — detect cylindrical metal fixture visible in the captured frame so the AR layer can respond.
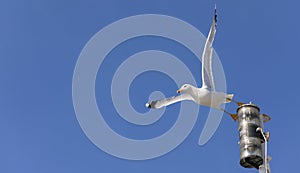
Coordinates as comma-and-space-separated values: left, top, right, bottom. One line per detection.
237, 103, 264, 169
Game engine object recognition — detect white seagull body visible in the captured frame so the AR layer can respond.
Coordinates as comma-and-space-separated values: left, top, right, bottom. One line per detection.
146, 8, 235, 115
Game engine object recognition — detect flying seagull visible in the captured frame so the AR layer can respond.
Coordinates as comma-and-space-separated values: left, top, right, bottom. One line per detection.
145, 7, 240, 121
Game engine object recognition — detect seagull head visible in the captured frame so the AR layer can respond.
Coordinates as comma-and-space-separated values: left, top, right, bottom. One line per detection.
177, 84, 192, 94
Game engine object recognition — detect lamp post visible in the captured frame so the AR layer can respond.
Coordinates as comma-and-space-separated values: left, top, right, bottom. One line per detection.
236, 103, 271, 173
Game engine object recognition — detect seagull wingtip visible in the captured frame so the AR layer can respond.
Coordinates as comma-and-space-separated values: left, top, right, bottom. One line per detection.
145, 102, 151, 108
214, 7, 217, 19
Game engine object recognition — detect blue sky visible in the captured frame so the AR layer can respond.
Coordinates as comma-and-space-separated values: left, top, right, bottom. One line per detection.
1, 0, 299, 172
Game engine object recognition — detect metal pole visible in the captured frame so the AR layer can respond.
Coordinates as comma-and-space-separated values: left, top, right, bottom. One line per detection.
257, 126, 271, 173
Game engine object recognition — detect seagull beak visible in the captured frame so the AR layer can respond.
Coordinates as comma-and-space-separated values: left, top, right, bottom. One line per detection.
177, 89, 182, 94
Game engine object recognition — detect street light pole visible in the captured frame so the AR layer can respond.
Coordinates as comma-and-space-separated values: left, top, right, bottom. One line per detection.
236, 102, 271, 173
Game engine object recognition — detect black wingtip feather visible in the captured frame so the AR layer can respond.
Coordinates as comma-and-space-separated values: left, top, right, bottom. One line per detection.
214, 5, 217, 24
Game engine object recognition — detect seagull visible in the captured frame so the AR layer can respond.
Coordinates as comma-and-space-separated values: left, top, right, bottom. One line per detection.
145, 7, 241, 121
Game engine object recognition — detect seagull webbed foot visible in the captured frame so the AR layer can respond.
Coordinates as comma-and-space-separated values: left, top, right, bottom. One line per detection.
220, 108, 238, 122
227, 98, 245, 106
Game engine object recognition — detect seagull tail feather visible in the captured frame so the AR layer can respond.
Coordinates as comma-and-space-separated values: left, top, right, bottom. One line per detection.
226, 94, 234, 103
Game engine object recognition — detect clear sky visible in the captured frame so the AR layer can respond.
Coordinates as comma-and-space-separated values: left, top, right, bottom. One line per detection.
1, 0, 299, 173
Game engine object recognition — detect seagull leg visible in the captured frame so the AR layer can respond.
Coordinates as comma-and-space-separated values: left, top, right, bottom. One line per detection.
220, 108, 238, 122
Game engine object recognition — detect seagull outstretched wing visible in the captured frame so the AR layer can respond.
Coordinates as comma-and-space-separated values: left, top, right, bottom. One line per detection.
146, 93, 193, 109
201, 7, 217, 90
